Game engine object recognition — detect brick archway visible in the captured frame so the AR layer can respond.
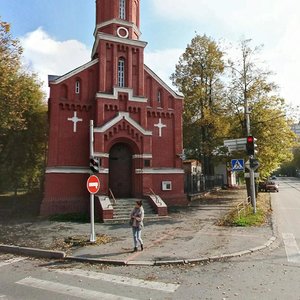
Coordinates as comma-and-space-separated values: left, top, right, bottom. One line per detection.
109, 143, 133, 198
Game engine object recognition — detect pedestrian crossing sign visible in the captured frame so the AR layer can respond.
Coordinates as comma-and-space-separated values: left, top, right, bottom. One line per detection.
231, 159, 244, 171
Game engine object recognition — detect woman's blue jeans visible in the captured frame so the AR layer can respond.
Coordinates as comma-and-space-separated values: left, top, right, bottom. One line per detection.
132, 227, 143, 248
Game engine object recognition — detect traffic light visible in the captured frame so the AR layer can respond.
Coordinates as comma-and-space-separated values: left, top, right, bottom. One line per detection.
90, 157, 100, 173
246, 136, 257, 156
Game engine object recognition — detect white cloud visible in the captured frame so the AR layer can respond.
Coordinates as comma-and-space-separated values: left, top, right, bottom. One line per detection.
20, 28, 91, 97
152, 0, 289, 33
18, 19, 300, 110
144, 48, 183, 90
151, 0, 300, 107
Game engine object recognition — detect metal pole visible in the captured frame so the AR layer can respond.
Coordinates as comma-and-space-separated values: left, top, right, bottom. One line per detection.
249, 159, 256, 214
245, 96, 256, 213
90, 193, 96, 242
90, 120, 94, 157
89, 120, 96, 242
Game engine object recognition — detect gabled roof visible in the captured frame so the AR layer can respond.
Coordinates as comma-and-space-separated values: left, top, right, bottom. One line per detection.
144, 65, 184, 100
48, 59, 99, 84
94, 112, 152, 136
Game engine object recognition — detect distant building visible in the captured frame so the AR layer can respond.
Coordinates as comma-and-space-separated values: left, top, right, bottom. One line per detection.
41, 0, 187, 216
183, 160, 202, 175
291, 123, 300, 140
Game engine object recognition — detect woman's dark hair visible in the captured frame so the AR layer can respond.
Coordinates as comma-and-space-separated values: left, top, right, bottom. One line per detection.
136, 200, 143, 207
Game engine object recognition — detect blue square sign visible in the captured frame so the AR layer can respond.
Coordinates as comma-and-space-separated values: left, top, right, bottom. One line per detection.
231, 159, 244, 171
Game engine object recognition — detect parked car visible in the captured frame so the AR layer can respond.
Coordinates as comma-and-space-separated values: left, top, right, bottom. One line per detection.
258, 180, 279, 192
258, 181, 267, 192
265, 181, 279, 192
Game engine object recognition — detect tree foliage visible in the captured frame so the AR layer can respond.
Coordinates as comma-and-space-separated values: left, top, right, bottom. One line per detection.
0, 19, 47, 193
172, 36, 296, 179
226, 39, 296, 179
171, 35, 230, 175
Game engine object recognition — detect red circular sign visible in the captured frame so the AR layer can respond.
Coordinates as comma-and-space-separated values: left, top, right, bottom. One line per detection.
87, 175, 100, 194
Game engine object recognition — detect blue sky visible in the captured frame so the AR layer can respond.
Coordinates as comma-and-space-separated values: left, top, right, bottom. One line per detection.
1, 0, 300, 114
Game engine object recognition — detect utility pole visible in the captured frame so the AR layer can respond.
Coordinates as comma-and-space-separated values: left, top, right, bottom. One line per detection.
245, 101, 257, 214
89, 120, 96, 242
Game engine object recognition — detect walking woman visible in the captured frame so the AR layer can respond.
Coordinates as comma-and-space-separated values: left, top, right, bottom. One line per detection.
130, 200, 144, 252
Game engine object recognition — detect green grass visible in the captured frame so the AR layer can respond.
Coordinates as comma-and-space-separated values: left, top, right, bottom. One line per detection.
220, 193, 271, 227
232, 206, 265, 226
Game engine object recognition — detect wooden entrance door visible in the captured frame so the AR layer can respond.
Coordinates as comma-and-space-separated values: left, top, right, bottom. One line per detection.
109, 143, 132, 198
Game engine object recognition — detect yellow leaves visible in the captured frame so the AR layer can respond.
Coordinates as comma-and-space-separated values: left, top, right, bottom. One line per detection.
0, 21, 10, 33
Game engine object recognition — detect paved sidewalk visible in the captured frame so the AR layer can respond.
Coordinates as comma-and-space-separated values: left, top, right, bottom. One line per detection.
0, 189, 276, 265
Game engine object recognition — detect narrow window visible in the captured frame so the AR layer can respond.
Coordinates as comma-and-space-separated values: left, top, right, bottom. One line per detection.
157, 90, 161, 104
119, 0, 126, 19
75, 80, 80, 94
118, 58, 125, 87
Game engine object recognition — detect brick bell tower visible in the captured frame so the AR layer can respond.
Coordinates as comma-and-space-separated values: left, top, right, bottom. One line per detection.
41, 0, 187, 217
92, 0, 150, 199
93, 0, 145, 95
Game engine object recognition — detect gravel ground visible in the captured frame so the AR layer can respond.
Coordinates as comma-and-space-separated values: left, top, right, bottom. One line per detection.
0, 188, 254, 253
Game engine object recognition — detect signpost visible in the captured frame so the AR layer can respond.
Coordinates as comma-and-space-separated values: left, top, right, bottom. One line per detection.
231, 159, 244, 171
224, 138, 247, 152
87, 175, 100, 194
87, 175, 100, 243
88, 120, 98, 243
244, 172, 259, 178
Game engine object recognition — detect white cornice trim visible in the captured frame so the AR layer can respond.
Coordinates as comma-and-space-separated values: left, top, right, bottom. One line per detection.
46, 167, 90, 174
96, 87, 148, 103
144, 65, 184, 100
94, 112, 152, 136
46, 167, 109, 174
49, 59, 99, 85
135, 168, 185, 174
98, 168, 109, 174
94, 152, 109, 158
93, 19, 141, 37
92, 33, 147, 58
132, 154, 153, 159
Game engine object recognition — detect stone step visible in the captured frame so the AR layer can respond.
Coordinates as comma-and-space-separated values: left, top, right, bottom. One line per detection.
103, 215, 170, 224
110, 198, 157, 223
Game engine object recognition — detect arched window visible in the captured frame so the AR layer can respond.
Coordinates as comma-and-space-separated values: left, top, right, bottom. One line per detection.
75, 80, 80, 94
118, 58, 125, 87
157, 90, 161, 104
119, 0, 126, 19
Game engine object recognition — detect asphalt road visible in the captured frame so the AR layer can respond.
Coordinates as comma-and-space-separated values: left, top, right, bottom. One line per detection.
272, 177, 300, 264
1, 177, 300, 300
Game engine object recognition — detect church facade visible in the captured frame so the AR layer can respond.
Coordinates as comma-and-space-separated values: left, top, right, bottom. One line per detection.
41, 0, 187, 216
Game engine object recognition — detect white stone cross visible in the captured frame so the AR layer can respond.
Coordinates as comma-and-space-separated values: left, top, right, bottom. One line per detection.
67, 111, 83, 133
154, 118, 167, 137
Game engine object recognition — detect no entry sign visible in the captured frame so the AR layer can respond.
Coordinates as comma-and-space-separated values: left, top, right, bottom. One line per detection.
87, 175, 100, 194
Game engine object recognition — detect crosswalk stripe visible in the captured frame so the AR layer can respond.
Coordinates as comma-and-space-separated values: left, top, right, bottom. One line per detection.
0, 295, 8, 299
0, 257, 26, 268
282, 233, 300, 263
49, 268, 180, 293
16, 277, 138, 300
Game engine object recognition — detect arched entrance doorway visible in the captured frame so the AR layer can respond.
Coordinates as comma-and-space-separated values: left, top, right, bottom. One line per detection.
109, 143, 133, 198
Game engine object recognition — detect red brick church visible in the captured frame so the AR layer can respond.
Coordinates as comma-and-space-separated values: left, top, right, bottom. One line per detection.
41, 0, 187, 216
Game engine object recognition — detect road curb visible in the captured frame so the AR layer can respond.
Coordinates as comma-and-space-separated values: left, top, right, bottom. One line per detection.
0, 236, 277, 266
0, 244, 66, 259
